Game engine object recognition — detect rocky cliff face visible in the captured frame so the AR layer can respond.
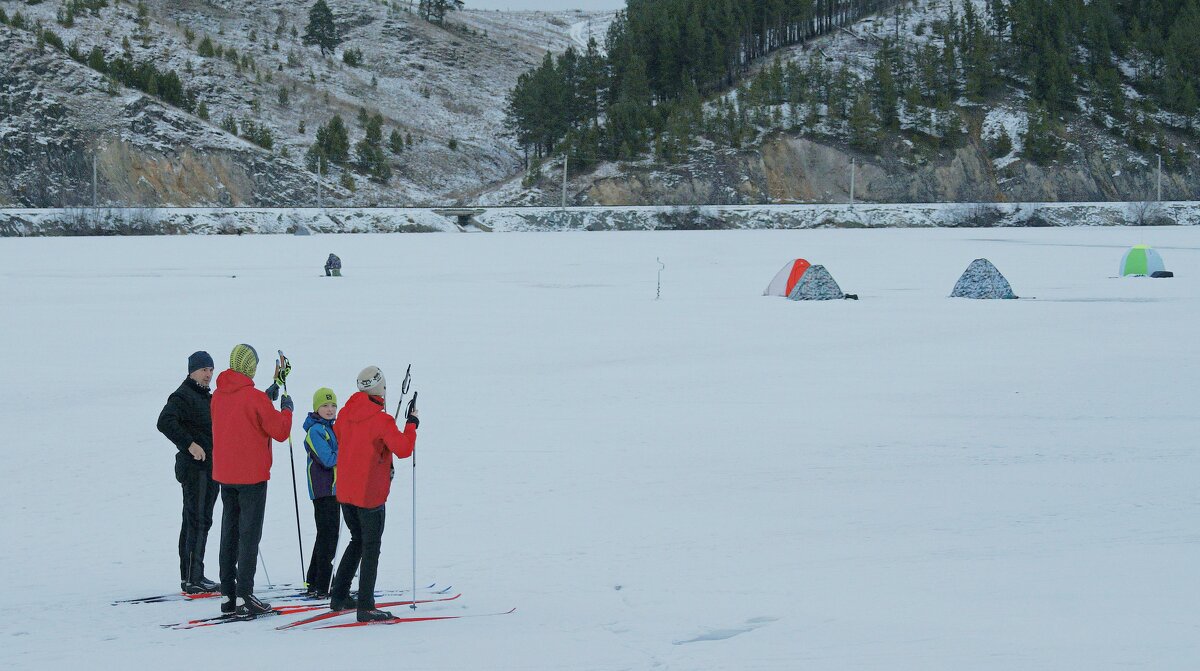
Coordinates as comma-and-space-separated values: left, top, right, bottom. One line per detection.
0, 29, 344, 207
567, 131, 1197, 208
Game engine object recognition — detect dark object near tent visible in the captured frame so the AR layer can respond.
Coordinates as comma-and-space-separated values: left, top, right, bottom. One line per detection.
1150, 271, 1174, 278
325, 253, 342, 277
951, 259, 1017, 299
787, 264, 847, 301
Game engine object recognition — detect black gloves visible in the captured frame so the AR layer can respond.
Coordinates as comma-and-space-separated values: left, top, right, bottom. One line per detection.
266, 383, 280, 401
280, 394, 294, 412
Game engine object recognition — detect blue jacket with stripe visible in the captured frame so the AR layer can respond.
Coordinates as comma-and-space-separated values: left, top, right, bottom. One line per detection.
303, 413, 337, 499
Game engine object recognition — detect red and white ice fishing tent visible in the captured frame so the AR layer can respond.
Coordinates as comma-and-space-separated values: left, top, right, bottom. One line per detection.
763, 259, 811, 296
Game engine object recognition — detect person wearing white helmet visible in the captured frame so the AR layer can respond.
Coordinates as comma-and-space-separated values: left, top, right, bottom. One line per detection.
327, 366, 420, 622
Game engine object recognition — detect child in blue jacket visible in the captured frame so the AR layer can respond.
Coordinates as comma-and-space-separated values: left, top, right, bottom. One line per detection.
304, 388, 340, 597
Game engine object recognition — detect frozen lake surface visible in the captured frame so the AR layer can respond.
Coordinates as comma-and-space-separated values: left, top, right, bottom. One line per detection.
2, 227, 1197, 669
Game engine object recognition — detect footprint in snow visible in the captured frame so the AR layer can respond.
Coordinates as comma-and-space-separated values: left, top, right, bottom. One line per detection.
672, 616, 778, 645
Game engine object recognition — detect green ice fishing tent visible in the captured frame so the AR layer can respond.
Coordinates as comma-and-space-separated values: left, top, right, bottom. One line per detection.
1119, 245, 1168, 277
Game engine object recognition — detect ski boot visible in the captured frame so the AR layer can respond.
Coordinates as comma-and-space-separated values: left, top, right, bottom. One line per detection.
235, 594, 273, 616
357, 608, 394, 623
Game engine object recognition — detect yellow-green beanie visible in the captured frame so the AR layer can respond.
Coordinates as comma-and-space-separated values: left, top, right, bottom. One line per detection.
230, 344, 258, 378
313, 387, 337, 412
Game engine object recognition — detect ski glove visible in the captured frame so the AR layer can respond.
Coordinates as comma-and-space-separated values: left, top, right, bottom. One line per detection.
273, 357, 292, 388
280, 394, 294, 412
265, 383, 280, 401
404, 393, 418, 423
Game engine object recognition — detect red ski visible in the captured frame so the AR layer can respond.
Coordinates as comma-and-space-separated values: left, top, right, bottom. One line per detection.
317, 607, 516, 629
173, 594, 460, 630
275, 593, 462, 630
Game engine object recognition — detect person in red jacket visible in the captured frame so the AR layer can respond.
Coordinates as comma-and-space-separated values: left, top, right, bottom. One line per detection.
211, 343, 294, 617
328, 365, 419, 622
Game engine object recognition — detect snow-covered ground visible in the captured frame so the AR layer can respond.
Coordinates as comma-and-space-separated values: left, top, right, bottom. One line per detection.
2, 227, 1198, 668
568, 12, 617, 52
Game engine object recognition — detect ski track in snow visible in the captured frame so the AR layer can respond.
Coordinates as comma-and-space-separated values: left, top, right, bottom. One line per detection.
2, 227, 1199, 669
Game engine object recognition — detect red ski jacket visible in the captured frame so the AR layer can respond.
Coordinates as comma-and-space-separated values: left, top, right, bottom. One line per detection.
211, 369, 293, 485
335, 391, 417, 509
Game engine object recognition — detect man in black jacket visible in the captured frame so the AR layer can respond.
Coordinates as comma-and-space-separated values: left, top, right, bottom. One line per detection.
157, 351, 220, 594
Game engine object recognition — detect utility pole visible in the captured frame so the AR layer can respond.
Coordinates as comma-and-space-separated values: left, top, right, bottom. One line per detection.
1157, 153, 1162, 202
317, 161, 323, 210
561, 154, 568, 210
92, 155, 98, 208
849, 158, 856, 207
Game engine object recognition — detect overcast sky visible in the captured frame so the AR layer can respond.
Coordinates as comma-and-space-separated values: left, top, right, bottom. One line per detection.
467, 0, 624, 10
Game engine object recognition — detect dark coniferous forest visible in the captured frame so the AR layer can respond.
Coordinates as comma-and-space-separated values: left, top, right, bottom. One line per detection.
506, 0, 1200, 172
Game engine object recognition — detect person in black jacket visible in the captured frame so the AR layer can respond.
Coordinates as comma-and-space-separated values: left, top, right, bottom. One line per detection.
157, 351, 220, 594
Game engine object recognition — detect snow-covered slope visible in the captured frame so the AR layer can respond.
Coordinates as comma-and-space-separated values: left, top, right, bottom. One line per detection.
514, 0, 1199, 207
0, 1, 603, 206
2, 227, 1198, 668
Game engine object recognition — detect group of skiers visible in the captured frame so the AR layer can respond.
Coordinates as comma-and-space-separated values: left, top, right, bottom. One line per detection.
156, 345, 419, 623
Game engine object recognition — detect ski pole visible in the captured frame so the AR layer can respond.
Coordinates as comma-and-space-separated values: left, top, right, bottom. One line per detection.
278, 350, 307, 587
412, 436, 417, 610
407, 392, 419, 610
392, 367, 415, 608
259, 549, 273, 589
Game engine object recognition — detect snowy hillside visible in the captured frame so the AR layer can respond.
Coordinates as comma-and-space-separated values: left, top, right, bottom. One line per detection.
0, 0, 605, 206
510, 0, 1200, 208
2, 226, 1199, 668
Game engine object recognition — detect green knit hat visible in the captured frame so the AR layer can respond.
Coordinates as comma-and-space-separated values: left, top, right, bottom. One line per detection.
313, 387, 338, 412
229, 343, 259, 378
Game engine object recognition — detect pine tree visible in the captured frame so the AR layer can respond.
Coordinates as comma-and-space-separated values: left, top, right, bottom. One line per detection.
872, 52, 899, 130
366, 114, 383, 147
324, 115, 350, 164
87, 46, 108, 73
989, 128, 1013, 158
849, 92, 879, 151
1023, 101, 1064, 164
1178, 83, 1198, 128
197, 100, 209, 120
305, 144, 329, 173
389, 128, 404, 154
303, 0, 340, 57
1164, 0, 1200, 114
419, 0, 464, 25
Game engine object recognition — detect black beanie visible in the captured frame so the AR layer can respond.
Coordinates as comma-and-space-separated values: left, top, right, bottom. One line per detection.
188, 351, 215, 374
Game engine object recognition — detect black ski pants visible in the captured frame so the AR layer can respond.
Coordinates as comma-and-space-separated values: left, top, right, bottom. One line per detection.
330, 503, 386, 611
305, 495, 341, 595
218, 481, 268, 599
177, 465, 219, 583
